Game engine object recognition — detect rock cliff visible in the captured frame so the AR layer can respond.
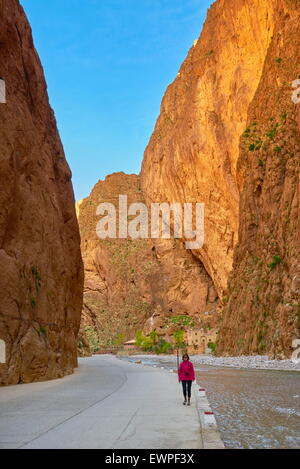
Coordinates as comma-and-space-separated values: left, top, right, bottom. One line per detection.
79, 0, 299, 357
78, 173, 217, 350
141, 0, 299, 357
0, 0, 83, 384
217, 0, 300, 357
141, 0, 276, 297
10, 0, 297, 362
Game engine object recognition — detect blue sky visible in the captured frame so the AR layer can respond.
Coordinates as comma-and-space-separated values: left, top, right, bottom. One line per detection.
21, 0, 213, 200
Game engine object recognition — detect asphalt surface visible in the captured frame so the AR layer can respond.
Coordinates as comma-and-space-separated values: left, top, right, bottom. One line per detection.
0, 355, 203, 449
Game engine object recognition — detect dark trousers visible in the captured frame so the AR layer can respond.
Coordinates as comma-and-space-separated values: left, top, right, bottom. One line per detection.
182, 380, 192, 400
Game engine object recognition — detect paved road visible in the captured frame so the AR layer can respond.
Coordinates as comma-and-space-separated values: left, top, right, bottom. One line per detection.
0, 356, 203, 449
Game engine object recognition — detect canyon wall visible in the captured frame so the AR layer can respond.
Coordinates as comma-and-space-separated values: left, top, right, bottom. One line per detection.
141, 0, 299, 357
78, 173, 218, 350
141, 0, 276, 297
218, 0, 300, 357
79, 0, 299, 357
0, 0, 83, 384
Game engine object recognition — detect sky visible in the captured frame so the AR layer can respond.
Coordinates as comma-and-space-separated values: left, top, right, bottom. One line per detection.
21, 0, 214, 201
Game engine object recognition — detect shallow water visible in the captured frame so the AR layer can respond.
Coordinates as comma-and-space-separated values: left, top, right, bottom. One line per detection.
120, 356, 300, 449
195, 366, 300, 449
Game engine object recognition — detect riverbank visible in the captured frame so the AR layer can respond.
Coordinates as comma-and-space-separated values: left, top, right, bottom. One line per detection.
119, 354, 300, 372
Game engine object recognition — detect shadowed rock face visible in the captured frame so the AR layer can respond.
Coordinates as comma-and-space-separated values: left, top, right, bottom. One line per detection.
78, 173, 218, 349
218, 0, 300, 358
0, 0, 83, 384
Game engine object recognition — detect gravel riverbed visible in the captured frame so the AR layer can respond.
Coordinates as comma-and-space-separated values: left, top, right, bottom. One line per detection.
121, 354, 300, 372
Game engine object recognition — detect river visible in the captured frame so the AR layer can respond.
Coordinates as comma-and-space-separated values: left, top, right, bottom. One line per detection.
120, 356, 300, 449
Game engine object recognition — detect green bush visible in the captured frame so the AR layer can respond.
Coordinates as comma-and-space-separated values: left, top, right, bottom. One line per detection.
153, 339, 173, 355
268, 255, 283, 270
173, 330, 186, 347
135, 330, 145, 347
38, 326, 47, 337
249, 140, 262, 152
207, 342, 216, 353
31, 297, 37, 307
113, 333, 125, 346
135, 331, 172, 354
135, 330, 158, 352
84, 326, 101, 352
274, 146, 283, 153
170, 315, 195, 328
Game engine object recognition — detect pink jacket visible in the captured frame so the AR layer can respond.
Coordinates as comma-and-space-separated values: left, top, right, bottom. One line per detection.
178, 361, 195, 382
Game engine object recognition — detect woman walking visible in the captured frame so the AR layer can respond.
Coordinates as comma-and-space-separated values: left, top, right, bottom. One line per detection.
178, 354, 195, 406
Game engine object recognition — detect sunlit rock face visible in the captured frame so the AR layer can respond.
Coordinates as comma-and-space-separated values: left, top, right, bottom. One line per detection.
78, 173, 218, 350
141, 0, 276, 297
142, 0, 299, 357
0, 0, 83, 385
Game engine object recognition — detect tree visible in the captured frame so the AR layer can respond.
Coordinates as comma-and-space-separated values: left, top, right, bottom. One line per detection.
173, 330, 186, 348
153, 339, 173, 355
134, 330, 160, 352
149, 331, 158, 345
169, 315, 195, 368
207, 342, 216, 354
114, 333, 125, 346
170, 315, 194, 349
135, 330, 146, 348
